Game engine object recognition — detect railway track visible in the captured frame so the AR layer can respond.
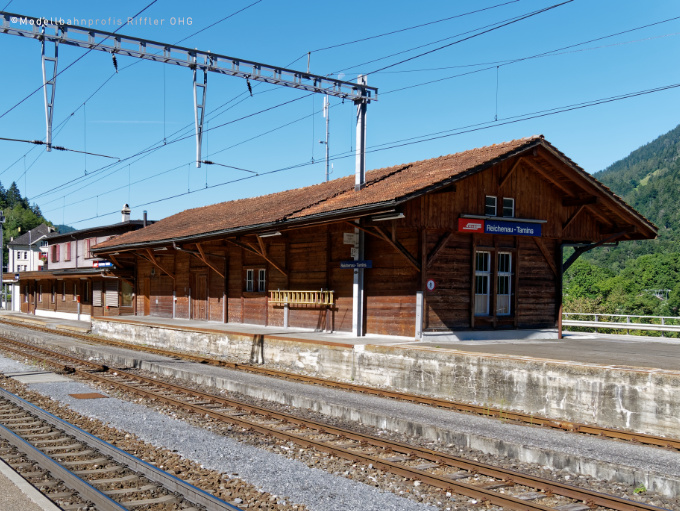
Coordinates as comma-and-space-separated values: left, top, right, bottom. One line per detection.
0, 385, 242, 511
0, 336, 669, 511
0, 316, 677, 452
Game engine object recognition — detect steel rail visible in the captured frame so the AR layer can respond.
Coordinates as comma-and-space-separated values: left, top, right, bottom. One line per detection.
0, 338, 668, 511
0, 410, 126, 510
1, 317, 677, 451
0, 387, 242, 511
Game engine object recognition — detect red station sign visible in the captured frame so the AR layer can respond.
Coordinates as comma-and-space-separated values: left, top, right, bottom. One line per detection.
457, 218, 485, 233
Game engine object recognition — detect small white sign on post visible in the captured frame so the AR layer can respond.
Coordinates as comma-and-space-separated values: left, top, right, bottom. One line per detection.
350, 247, 359, 259
343, 232, 358, 245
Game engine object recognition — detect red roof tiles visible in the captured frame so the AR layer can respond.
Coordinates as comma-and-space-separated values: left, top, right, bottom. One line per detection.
93, 136, 654, 251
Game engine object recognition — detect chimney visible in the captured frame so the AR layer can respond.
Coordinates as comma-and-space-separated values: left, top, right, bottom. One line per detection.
143, 210, 148, 227
121, 204, 131, 223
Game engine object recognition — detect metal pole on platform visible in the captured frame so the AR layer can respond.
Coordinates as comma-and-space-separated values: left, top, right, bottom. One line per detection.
352, 76, 368, 337
0, 210, 5, 309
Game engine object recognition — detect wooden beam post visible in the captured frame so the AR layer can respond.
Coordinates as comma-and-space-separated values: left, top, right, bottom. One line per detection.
533, 238, 558, 277
141, 249, 175, 280
226, 239, 288, 277
196, 242, 226, 278
498, 157, 523, 189
373, 226, 421, 272
426, 230, 454, 269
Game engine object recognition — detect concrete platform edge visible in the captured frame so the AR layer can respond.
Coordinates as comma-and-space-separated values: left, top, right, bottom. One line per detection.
91, 318, 680, 439
70, 344, 680, 498
0, 457, 62, 511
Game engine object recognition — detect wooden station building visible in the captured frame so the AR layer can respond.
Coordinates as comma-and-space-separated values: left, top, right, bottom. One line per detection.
92, 136, 656, 339
14, 208, 151, 321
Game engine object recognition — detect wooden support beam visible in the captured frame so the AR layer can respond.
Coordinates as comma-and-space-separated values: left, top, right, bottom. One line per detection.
599, 224, 636, 235
521, 157, 575, 197
107, 254, 123, 269
196, 243, 225, 278
139, 250, 175, 280
533, 238, 558, 277
562, 196, 597, 207
562, 231, 627, 273
426, 230, 454, 269
226, 238, 288, 277
583, 203, 613, 227
343, 220, 384, 241
562, 204, 585, 233
498, 157, 523, 189
373, 226, 421, 272
256, 236, 268, 259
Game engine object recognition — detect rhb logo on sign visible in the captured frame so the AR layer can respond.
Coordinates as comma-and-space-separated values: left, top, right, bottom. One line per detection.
458, 218, 485, 232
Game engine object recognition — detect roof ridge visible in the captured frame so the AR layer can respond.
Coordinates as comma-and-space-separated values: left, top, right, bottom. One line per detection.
281, 163, 414, 221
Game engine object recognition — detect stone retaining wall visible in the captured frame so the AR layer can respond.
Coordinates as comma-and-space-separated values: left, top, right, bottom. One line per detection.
92, 318, 680, 438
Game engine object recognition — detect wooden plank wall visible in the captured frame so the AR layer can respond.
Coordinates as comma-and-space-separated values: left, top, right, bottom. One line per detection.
20, 277, 131, 317
516, 237, 557, 328
131, 154, 615, 335
364, 226, 419, 337
424, 231, 471, 330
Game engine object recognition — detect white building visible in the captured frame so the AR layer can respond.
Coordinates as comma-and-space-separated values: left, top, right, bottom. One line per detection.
7, 224, 56, 310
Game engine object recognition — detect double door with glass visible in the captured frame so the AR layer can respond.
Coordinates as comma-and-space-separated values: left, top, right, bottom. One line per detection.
474, 251, 512, 317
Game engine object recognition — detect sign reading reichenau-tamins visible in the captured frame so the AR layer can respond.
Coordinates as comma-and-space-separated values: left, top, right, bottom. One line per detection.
457, 218, 541, 237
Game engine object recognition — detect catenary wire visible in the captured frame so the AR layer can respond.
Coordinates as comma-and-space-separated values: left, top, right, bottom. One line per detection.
0, 0, 160, 121
61, 80, 680, 225
0, 137, 119, 159
366, 0, 574, 75
0, 1, 265, 185
42, 12, 678, 204
292, 0, 520, 60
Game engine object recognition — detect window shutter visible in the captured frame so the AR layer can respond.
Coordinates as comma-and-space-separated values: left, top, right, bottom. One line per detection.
92, 280, 103, 306
105, 280, 119, 307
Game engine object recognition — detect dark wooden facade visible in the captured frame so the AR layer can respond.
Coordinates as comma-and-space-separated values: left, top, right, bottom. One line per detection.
17, 272, 134, 318
93, 140, 657, 338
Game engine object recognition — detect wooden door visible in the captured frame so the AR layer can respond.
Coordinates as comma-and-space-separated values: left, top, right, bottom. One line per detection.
193, 274, 208, 320
143, 278, 150, 316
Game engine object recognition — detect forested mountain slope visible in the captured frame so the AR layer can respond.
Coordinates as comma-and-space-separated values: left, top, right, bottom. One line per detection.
563, 124, 680, 316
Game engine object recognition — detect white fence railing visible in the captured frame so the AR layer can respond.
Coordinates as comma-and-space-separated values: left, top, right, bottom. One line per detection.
562, 313, 680, 335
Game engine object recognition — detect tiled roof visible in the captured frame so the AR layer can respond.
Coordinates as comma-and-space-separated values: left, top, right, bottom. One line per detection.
8, 223, 52, 246
93, 136, 655, 251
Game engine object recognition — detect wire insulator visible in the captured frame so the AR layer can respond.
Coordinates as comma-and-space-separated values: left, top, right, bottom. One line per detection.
112, 54, 118, 73
246, 78, 253, 97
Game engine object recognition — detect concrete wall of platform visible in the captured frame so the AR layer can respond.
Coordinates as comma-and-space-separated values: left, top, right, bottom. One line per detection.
92, 318, 680, 439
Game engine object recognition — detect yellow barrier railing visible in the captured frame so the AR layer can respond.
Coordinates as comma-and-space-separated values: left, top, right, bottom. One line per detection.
270, 290, 334, 306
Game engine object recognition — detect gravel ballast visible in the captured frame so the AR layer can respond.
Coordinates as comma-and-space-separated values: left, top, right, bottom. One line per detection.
0, 355, 435, 511
1, 322, 680, 510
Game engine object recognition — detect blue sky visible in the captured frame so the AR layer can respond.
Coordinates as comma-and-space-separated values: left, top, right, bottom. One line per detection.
0, 0, 679, 228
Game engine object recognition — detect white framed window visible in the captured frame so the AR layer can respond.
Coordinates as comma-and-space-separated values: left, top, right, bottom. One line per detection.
62, 281, 66, 301
497, 252, 512, 316
24, 285, 28, 303
38, 285, 43, 302
258, 269, 266, 292
502, 198, 515, 218
23, 251, 28, 259
474, 251, 491, 316
484, 196, 497, 216
41, 240, 48, 247
73, 282, 78, 301
245, 269, 254, 292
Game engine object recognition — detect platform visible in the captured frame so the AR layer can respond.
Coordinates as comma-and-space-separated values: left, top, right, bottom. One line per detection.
1, 311, 679, 439
3, 311, 677, 371
0, 458, 61, 511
